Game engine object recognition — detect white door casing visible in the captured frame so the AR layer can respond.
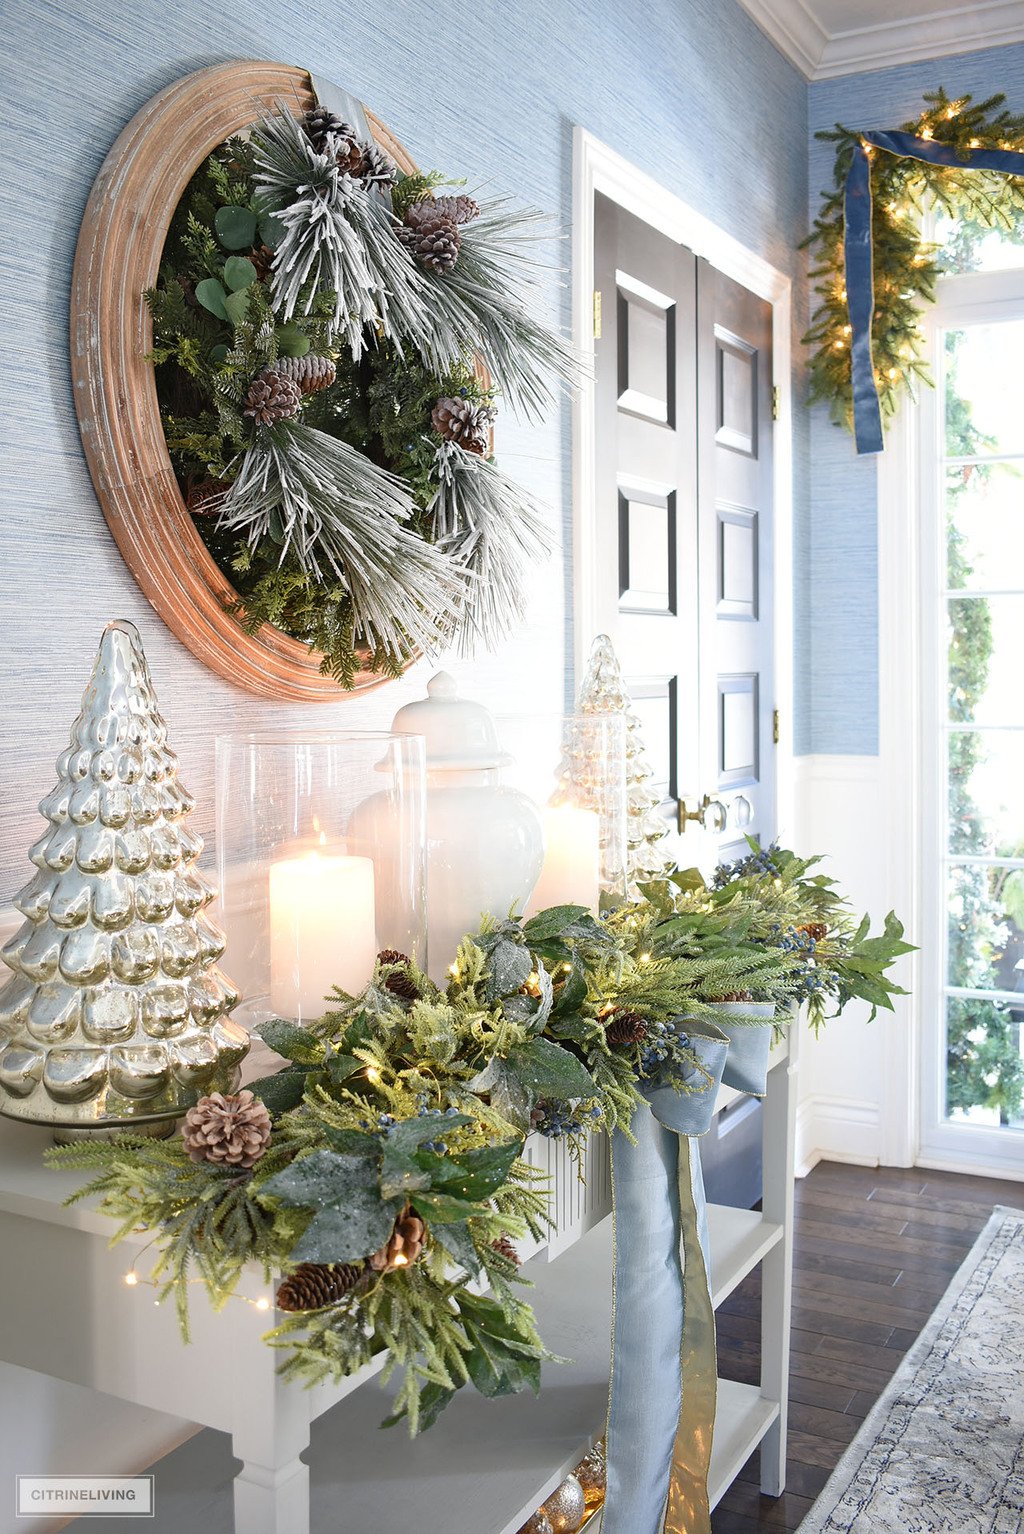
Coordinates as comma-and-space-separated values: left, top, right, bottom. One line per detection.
880, 265, 1024, 1180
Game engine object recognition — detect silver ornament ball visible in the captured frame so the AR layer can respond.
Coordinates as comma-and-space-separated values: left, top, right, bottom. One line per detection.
517, 1514, 554, 1534
540, 1473, 587, 1533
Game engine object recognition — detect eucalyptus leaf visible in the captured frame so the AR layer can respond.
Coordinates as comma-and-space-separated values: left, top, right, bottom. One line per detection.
289, 1192, 401, 1264
462, 1319, 542, 1399
275, 323, 311, 358
209, 343, 230, 364
194, 278, 228, 320
258, 211, 285, 248
223, 255, 258, 292
223, 287, 251, 326
215, 204, 258, 250
382, 1381, 456, 1432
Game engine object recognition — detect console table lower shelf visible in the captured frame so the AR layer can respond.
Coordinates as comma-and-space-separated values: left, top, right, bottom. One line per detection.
0, 1113, 785, 1534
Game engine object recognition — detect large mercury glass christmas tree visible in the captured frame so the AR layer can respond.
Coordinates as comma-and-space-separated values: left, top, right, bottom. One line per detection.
0, 621, 247, 1137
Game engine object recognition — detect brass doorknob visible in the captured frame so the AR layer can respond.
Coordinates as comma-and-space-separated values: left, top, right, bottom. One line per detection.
677, 793, 728, 834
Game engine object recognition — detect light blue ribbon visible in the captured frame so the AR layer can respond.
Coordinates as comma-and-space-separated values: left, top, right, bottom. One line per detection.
604, 1032, 730, 1534
844, 130, 1024, 455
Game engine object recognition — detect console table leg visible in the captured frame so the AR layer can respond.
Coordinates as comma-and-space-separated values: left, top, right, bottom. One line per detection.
233, 1455, 310, 1534
230, 1353, 312, 1534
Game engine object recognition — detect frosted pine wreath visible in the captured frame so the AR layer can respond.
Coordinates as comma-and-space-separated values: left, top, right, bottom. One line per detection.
146, 102, 574, 685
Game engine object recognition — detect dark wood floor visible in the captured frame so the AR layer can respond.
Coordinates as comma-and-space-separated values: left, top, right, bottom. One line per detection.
710, 1159, 1024, 1533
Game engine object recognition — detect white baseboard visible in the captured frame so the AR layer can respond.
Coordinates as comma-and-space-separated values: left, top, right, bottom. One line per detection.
795, 1092, 881, 1174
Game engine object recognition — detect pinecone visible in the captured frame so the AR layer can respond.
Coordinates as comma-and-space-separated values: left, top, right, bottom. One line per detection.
398, 212, 461, 273
431, 396, 496, 455
384, 970, 422, 1005
358, 139, 399, 187
407, 194, 480, 227
491, 1235, 522, 1267
184, 475, 228, 516
368, 1205, 427, 1272
275, 1261, 366, 1312
248, 243, 276, 282
604, 1009, 648, 1046
377, 948, 410, 966
798, 922, 828, 943
273, 354, 337, 396
301, 110, 396, 185
181, 1090, 272, 1168
243, 369, 302, 425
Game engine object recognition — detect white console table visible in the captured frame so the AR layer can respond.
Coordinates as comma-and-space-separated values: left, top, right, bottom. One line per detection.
0, 1040, 795, 1534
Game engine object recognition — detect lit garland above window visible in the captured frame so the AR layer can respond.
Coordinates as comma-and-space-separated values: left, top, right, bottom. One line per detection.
804, 89, 1024, 454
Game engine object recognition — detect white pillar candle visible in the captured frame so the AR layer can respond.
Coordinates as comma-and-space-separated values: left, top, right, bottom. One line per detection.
269, 852, 376, 1020
527, 804, 601, 914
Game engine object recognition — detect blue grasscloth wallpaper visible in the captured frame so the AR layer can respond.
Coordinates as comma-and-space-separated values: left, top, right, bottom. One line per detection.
807, 41, 1024, 755
0, 0, 809, 897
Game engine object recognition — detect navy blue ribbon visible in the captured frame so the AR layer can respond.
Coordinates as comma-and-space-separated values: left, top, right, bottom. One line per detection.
844, 131, 1024, 455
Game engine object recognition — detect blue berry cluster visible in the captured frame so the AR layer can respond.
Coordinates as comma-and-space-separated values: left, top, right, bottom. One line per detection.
772, 922, 817, 954
415, 1100, 462, 1153
638, 1019, 671, 1076
354, 1102, 461, 1155
531, 1099, 602, 1138
713, 841, 781, 888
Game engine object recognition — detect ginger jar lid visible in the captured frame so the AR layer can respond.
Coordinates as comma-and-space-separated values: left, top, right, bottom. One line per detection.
391, 672, 511, 771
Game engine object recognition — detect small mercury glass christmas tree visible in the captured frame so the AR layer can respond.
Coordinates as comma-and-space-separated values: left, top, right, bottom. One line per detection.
0, 620, 247, 1137
576, 634, 674, 891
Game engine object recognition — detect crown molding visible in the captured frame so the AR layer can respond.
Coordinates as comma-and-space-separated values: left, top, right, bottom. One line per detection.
736, 0, 1024, 80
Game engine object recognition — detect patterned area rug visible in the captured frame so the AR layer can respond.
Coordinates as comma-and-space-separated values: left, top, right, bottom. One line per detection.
799, 1205, 1024, 1534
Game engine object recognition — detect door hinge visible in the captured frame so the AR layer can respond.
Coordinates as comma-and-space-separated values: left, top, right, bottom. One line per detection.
772, 708, 781, 745
593, 290, 603, 340
771, 385, 780, 422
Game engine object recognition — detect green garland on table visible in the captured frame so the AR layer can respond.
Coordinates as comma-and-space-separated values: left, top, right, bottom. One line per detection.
804, 88, 1024, 437
46, 843, 911, 1435
147, 106, 571, 686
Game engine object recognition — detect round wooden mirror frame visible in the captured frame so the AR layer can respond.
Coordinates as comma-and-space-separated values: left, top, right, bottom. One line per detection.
71, 61, 420, 701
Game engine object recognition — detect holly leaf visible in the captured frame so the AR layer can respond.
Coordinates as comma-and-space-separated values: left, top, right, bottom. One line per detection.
245, 1067, 307, 1117
462, 1318, 543, 1398
215, 204, 258, 250
429, 1139, 523, 1201
262, 1149, 378, 1209
254, 1020, 324, 1066
429, 1220, 483, 1277
323, 1052, 362, 1084
485, 939, 533, 1001
289, 1192, 402, 1264
381, 1381, 456, 1432
522, 905, 590, 942
413, 1190, 487, 1224
505, 1037, 596, 1102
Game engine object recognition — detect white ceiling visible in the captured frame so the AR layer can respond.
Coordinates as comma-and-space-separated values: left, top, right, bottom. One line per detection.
734, 0, 1024, 78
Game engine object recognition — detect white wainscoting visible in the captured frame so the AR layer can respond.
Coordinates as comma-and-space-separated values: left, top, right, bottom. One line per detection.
790, 753, 916, 1176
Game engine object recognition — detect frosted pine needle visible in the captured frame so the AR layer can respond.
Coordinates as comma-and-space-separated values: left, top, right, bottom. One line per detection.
430, 440, 553, 654
219, 424, 465, 660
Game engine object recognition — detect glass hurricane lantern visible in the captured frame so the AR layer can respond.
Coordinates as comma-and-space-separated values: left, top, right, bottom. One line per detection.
215, 732, 427, 1030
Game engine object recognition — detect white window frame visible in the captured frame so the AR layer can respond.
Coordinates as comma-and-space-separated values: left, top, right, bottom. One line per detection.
883, 264, 1024, 1178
